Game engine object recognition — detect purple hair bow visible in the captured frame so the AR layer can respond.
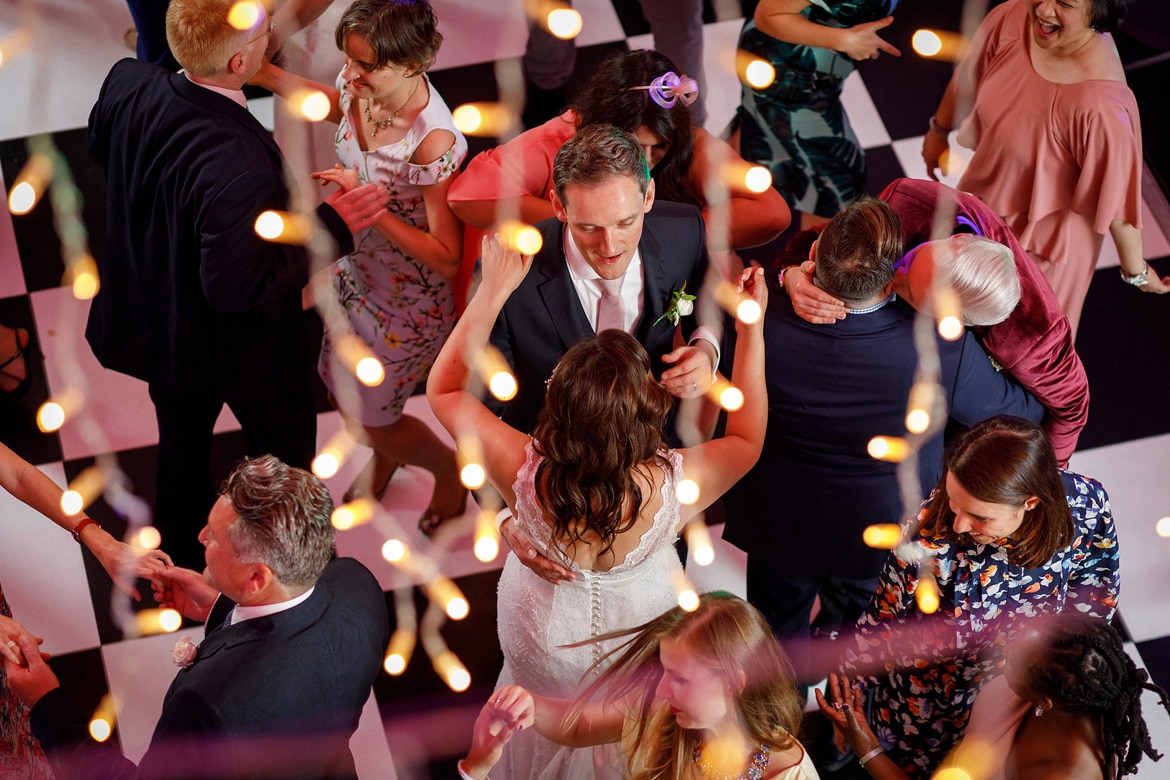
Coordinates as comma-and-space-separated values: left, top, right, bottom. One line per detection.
630, 72, 698, 110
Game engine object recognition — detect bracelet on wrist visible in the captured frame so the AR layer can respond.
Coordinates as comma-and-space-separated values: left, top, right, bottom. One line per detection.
858, 746, 885, 767
1120, 263, 1150, 287
928, 115, 952, 135
71, 517, 101, 543
493, 509, 512, 535
457, 759, 487, 780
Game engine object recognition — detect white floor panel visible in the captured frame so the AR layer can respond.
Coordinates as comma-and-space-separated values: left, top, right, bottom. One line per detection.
0, 460, 103, 655
1069, 434, 1170, 643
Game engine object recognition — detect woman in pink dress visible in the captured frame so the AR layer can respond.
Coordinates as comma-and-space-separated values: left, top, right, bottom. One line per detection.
922, 0, 1168, 336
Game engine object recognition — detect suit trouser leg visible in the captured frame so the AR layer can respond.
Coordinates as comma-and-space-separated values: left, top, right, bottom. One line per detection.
149, 383, 223, 570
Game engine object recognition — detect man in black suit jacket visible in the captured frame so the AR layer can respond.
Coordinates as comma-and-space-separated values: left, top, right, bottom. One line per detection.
722, 197, 1045, 681
7, 455, 389, 779
85, 0, 387, 569
488, 123, 719, 438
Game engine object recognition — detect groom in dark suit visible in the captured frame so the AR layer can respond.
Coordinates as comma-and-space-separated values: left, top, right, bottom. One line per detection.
7, 455, 389, 780
85, 0, 388, 570
488, 123, 719, 440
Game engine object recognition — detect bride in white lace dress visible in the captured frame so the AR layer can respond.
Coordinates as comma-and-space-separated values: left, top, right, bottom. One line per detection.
429, 234, 769, 779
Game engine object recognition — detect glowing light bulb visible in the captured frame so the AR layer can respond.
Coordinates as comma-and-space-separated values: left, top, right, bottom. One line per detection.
499, 220, 543, 255
254, 210, 311, 244
8, 181, 36, 214
135, 608, 182, 635
671, 569, 700, 612
546, 8, 582, 39
938, 315, 963, 341
744, 59, 775, 89
863, 524, 901, 550
37, 401, 66, 432
685, 522, 715, 567
719, 385, 745, 412
1155, 517, 1170, 538
131, 526, 163, 551
331, 498, 375, 530
61, 467, 104, 517
675, 479, 700, 505
868, 436, 909, 462
381, 538, 408, 563
312, 451, 341, 479
432, 650, 471, 692
291, 89, 330, 121
906, 409, 930, 435
255, 210, 285, 239
488, 371, 517, 402
384, 629, 415, 675
427, 578, 470, 620
452, 103, 511, 136
227, 1, 262, 30
933, 769, 972, 780
916, 574, 940, 614
736, 298, 762, 324
460, 463, 485, 490
905, 382, 938, 435
89, 695, 116, 742
69, 254, 100, 300
743, 165, 772, 193
912, 29, 942, 57
355, 356, 385, 387
474, 511, 500, 562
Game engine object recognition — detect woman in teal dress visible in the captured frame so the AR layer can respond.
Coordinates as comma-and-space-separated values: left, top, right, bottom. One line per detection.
736, 0, 900, 229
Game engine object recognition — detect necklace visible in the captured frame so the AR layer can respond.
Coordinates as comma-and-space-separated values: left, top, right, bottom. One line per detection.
692, 741, 770, 780
363, 79, 418, 138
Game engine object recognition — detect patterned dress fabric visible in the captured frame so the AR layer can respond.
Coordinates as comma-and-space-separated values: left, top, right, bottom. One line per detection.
495, 443, 685, 779
846, 471, 1121, 779
319, 73, 468, 426
1, 585, 53, 780
735, 0, 897, 217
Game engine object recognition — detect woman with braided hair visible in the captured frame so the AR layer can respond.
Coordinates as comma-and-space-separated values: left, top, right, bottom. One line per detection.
819, 612, 1170, 779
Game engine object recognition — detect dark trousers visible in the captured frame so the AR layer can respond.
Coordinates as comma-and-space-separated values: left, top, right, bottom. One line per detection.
746, 558, 878, 686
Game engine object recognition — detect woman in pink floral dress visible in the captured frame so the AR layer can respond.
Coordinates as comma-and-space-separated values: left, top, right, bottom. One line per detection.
258, 0, 468, 532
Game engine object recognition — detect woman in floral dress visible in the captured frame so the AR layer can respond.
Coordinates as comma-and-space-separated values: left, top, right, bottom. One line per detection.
258, 0, 468, 532
846, 415, 1120, 779
735, 0, 900, 229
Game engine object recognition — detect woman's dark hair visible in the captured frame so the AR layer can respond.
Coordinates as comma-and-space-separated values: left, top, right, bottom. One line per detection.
919, 415, 1073, 568
571, 49, 698, 206
1024, 613, 1170, 778
335, 0, 441, 74
1088, 0, 1131, 33
532, 330, 672, 559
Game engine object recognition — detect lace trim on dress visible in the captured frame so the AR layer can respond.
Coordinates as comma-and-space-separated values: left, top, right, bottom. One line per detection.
510, 441, 683, 575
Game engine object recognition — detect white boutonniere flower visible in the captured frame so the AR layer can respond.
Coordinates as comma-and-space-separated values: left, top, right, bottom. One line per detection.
172, 636, 198, 668
653, 283, 697, 326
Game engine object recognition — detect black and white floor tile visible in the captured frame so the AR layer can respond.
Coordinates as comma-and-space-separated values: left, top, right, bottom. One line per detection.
1, 0, 1168, 777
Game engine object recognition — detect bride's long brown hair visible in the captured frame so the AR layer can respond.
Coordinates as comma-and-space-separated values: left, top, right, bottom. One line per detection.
532, 330, 673, 558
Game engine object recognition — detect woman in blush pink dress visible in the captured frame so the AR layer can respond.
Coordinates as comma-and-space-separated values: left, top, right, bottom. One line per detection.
923, 0, 1168, 336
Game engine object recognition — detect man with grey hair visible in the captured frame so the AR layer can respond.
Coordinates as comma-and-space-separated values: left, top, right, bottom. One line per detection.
722, 196, 1045, 685
7, 455, 389, 779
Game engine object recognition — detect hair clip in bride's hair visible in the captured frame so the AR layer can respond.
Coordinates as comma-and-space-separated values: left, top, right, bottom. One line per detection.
628, 72, 698, 110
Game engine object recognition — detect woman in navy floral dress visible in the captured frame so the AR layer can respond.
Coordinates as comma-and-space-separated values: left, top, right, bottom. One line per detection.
736, 0, 900, 228
846, 416, 1120, 779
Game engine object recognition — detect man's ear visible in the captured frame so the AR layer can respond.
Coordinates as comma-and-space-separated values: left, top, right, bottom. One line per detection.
243, 563, 274, 598
643, 178, 656, 213
808, 239, 818, 263
550, 189, 568, 223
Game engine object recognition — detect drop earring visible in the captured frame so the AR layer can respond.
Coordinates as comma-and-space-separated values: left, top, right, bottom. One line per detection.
1033, 705, 1045, 718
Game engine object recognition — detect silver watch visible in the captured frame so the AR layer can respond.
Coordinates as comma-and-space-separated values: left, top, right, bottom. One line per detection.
1120, 264, 1150, 287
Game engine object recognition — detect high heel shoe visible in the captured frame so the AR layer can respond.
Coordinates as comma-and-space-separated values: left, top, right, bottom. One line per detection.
417, 488, 469, 537
343, 458, 400, 504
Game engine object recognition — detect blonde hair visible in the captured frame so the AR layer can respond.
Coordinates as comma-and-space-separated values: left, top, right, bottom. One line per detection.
569, 593, 803, 780
166, 0, 255, 77
938, 235, 1020, 327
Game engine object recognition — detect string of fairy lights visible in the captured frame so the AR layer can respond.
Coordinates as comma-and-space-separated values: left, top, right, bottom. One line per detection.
14, 0, 1165, 754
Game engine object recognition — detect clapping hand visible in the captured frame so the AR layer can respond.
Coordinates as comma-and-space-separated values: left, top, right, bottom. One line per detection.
815, 673, 882, 759
462, 686, 536, 779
